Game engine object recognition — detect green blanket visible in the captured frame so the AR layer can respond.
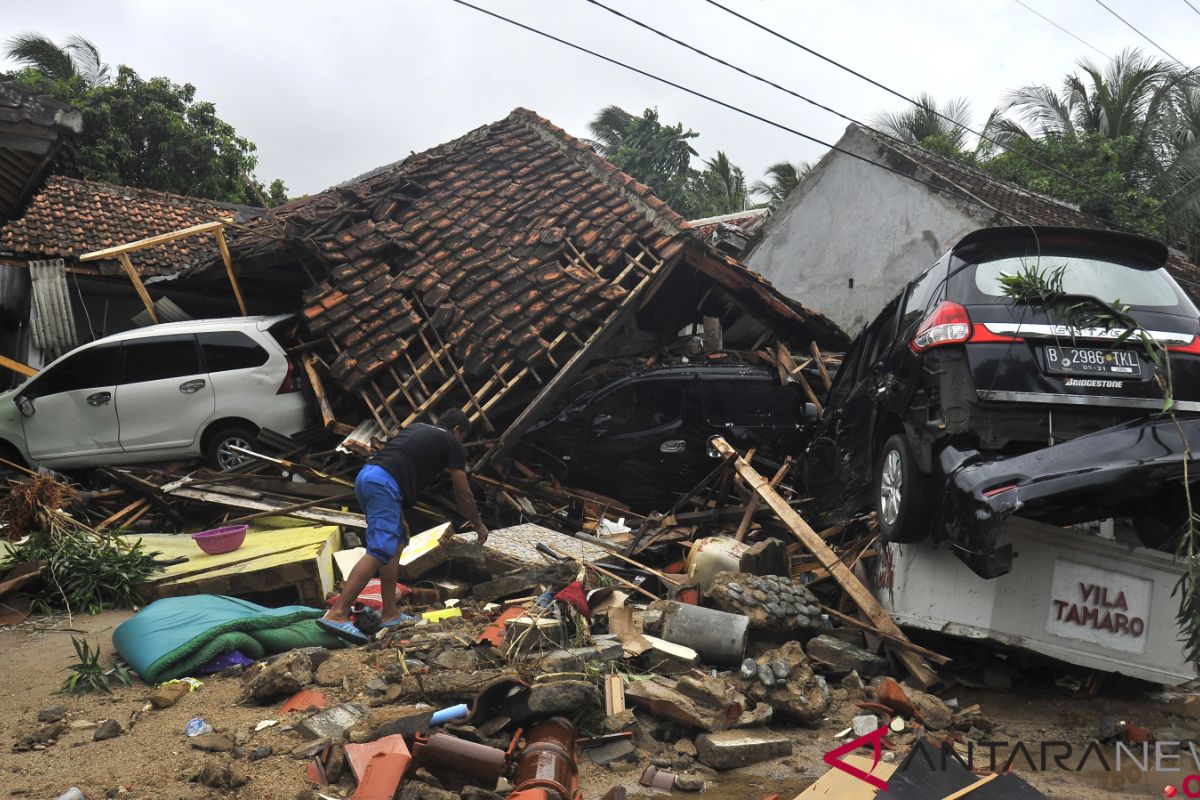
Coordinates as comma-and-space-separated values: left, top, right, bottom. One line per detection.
113, 595, 344, 684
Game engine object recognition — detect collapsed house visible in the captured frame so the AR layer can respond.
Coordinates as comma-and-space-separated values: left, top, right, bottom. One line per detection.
744, 122, 1200, 333
173, 108, 846, 459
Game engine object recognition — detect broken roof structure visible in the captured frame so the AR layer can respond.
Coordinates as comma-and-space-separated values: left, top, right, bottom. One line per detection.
0, 80, 82, 223
688, 208, 769, 256
0, 175, 261, 278
191, 108, 845, 459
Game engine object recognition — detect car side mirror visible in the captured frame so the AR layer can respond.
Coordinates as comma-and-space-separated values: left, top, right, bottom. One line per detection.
590, 413, 613, 437
15, 395, 34, 417
803, 402, 820, 421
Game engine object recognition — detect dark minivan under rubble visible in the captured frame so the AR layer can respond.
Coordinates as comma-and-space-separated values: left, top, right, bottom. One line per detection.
805, 226, 1200, 578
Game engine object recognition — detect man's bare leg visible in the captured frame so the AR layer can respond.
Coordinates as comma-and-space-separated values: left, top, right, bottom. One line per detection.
323, 553, 385, 622
379, 556, 401, 622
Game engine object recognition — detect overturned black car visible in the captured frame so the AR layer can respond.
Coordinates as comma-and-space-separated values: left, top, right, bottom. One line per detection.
805, 226, 1200, 578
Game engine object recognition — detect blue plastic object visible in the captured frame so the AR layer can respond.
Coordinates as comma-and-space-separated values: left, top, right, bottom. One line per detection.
430, 703, 469, 726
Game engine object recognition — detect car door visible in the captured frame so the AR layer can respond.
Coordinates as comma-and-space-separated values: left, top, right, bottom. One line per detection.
574, 378, 691, 502
116, 334, 216, 453
693, 377, 805, 460
18, 343, 123, 465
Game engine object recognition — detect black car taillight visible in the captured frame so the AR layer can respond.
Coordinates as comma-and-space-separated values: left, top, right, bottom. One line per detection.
277, 357, 301, 394
910, 301, 972, 352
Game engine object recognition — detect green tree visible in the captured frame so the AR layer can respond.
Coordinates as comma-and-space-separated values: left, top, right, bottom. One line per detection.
873, 93, 974, 151
750, 161, 810, 209
265, 178, 289, 207
5, 34, 282, 206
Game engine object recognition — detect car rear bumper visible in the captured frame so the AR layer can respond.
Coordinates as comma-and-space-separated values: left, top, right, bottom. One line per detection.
939, 414, 1200, 578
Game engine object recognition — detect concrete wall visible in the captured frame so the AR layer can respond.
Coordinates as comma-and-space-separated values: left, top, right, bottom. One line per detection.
745, 125, 1003, 336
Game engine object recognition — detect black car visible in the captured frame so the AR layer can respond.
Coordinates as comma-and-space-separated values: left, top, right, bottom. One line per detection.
525, 363, 807, 508
805, 226, 1200, 578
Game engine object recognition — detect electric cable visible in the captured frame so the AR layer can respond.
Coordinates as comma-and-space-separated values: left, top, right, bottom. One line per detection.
1090, 0, 1184, 64
1010, 0, 1107, 57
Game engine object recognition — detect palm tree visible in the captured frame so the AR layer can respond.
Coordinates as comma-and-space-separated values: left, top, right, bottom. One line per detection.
5, 33, 110, 88
873, 93, 973, 150
750, 161, 809, 209
587, 105, 635, 157
697, 151, 747, 215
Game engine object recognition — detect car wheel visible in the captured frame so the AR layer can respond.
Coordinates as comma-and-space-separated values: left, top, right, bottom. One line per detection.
875, 434, 931, 543
205, 426, 258, 471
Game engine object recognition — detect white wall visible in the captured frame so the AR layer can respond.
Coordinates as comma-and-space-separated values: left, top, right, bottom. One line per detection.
745, 125, 1003, 336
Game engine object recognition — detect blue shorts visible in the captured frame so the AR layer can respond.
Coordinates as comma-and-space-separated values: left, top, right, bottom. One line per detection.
356, 464, 407, 562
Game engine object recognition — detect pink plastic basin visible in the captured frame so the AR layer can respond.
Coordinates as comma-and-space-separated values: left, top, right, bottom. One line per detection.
191, 524, 248, 555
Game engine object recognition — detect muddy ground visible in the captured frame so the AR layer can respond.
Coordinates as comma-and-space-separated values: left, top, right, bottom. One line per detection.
1, 610, 1198, 799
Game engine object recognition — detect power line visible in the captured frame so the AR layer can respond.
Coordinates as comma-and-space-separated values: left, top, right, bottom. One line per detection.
1185, 0, 1200, 19
446, 0, 1011, 221
590, 0, 1172, 240
1009, 0, 1107, 57
1090, 0, 1184, 64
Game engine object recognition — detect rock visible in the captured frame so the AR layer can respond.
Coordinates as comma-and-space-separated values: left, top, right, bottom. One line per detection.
586, 738, 638, 766
735, 703, 773, 728
695, 729, 793, 770
242, 650, 312, 703
291, 737, 330, 759
190, 733, 235, 752
540, 641, 623, 673
368, 707, 438, 740
249, 745, 273, 761
38, 705, 68, 723
504, 681, 600, 723
314, 659, 351, 688
739, 659, 757, 680
805, 634, 886, 676
706, 571, 820, 634
675, 773, 706, 792
841, 670, 866, 697
196, 761, 248, 790
757, 664, 775, 688
149, 682, 191, 709
413, 767, 444, 788
398, 782, 460, 800
852, 714, 880, 737
433, 648, 479, 672
93, 719, 122, 742
738, 641, 829, 725
1094, 715, 1126, 742
13, 721, 65, 751
674, 738, 698, 758
365, 677, 389, 694
460, 788, 504, 800
906, 687, 952, 731
297, 702, 367, 741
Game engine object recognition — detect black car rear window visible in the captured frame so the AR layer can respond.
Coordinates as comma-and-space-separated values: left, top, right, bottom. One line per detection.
951, 251, 1195, 313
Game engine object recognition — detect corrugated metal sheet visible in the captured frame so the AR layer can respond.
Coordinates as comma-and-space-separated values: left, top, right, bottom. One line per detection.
0, 262, 29, 316
131, 296, 191, 328
28, 258, 76, 360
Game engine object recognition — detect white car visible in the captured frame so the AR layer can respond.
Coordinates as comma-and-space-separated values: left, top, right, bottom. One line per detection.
0, 316, 312, 470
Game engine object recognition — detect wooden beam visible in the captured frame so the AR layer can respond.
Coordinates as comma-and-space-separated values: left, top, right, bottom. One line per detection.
115, 252, 157, 323
302, 353, 336, 429
168, 486, 366, 528
818, 604, 950, 665
214, 226, 247, 315
0, 354, 36, 377
734, 456, 792, 542
810, 340, 833, 390
710, 436, 939, 688
79, 220, 226, 261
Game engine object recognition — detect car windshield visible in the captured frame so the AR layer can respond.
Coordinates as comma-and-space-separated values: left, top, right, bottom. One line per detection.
971, 255, 1186, 310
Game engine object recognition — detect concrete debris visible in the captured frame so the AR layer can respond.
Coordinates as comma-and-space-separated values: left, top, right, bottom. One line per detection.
695, 728, 793, 769
189, 732, 235, 752
625, 675, 742, 732
707, 571, 822, 633
242, 650, 312, 703
314, 658, 352, 687
739, 641, 830, 725
195, 761, 248, 790
585, 738, 638, 767
806, 633, 887, 676
297, 702, 367, 741
37, 705, 67, 723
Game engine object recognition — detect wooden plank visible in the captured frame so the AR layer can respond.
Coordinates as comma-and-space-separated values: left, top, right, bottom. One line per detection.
819, 604, 950, 665
793, 754, 897, 799
79, 220, 225, 261
214, 226, 247, 315
810, 340, 833, 390
604, 673, 626, 715
115, 252, 157, 323
941, 774, 999, 799
711, 436, 938, 688
302, 353, 336, 429
0, 353, 36, 377
168, 487, 366, 528
734, 457, 792, 542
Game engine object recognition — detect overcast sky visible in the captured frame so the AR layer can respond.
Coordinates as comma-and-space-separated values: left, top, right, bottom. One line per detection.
4, 1, 1197, 200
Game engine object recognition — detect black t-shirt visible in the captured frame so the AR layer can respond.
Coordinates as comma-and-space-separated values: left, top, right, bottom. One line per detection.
368, 423, 466, 507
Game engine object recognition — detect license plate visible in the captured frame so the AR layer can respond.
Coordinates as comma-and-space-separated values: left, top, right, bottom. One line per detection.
1044, 346, 1141, 378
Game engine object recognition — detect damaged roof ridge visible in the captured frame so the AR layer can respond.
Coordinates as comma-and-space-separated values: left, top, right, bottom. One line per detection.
506, 107, 694, 240
36, 174, 258, 218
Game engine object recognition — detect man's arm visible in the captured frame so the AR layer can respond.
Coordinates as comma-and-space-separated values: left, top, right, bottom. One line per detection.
449, 468, 489, 545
